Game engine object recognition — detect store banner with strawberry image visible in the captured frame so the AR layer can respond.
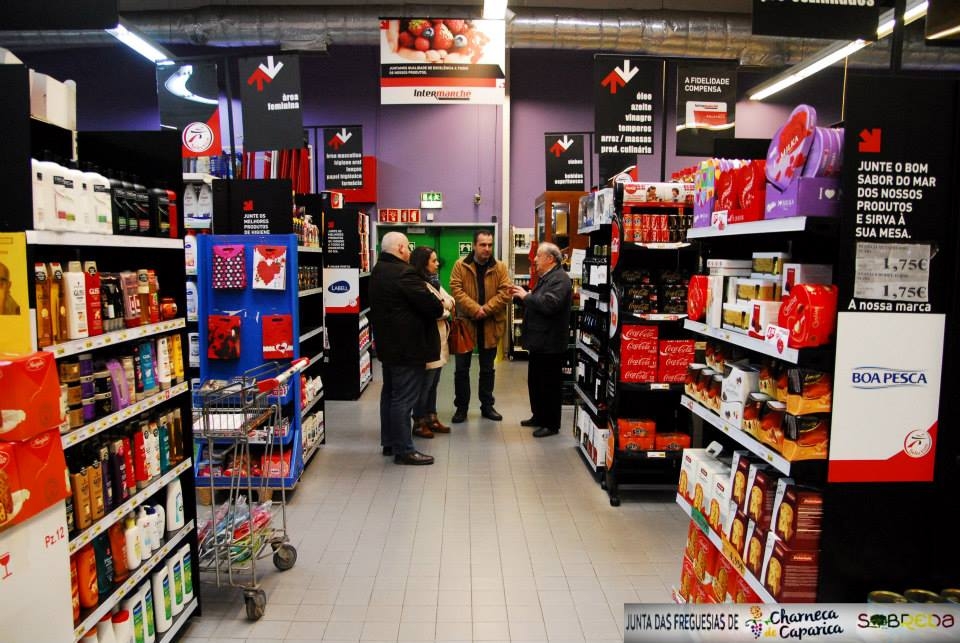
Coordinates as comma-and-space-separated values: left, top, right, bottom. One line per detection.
156, 62, 222, 158
238, 54, 304, 152
379, 18, 506, 105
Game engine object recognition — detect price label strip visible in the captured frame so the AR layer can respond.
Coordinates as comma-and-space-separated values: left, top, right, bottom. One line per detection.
854, 242, 932, 302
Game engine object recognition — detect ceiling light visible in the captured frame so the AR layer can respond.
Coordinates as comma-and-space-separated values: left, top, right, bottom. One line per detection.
483, 0, 508, 20
106, 17, 173, 63
749, 0, 928, 101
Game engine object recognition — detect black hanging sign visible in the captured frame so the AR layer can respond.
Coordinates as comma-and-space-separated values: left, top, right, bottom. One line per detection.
753, 0, 880, 40
212, 179, 294, 235
156, 62, 222, 158
544, 133, 586, 191
323, 126, 364, 190
675, 63, 737, 157
238, 55, 304, 152
594, 55, 659, 182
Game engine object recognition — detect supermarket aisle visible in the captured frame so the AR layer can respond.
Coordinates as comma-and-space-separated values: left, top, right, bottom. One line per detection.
180, 358, 687, 642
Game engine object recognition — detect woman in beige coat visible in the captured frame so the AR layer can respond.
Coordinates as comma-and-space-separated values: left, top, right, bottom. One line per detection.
411, 246, 456, 438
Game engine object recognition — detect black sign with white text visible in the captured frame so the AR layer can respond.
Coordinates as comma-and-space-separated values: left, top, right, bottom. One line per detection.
594, 55, 659, 181
212, 179, 293, 235
238, 55, 304, 152
840, 76, 957, 316
676, 63, 737, 157
323, 126, 364, 190
753, 0, 879, 40
545, 133, 586, 191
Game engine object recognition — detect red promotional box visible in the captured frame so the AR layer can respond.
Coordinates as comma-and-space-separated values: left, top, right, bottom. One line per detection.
658, 339, 696, 382
0, 429, 70, 532
261, 450, 293, 478
620, 324, 658, 383
0, 351, 62, 442
763, 540, 820, 602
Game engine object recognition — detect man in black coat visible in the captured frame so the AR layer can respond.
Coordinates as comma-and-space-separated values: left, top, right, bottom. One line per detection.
510, 242, 573, 437
369, 231, 444, 464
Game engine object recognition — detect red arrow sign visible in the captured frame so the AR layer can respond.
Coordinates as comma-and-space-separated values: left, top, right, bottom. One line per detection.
859, 128, 882, 153
247, 68, 272, 92
328, 134, 343, 150
601, 69, 626, 94
549, 141, 565, 157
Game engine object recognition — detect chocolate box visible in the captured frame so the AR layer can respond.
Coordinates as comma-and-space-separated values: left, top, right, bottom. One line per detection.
751, 252, 791, 277
747, 469, 786, 531
764, 176, 841, 220
720, 400, 744, 428
0, 352, 62, 442
722, 303, 751, 334
746, 300, 784, 339
771, 479, 823, 550
762, 539, 821, 602
780, 413, 830, 461
1, 429, 70, 532
722, 361, 760, 403
781, 263, 833, 298
744, 521, 768, 579
735, 278, 779, 303
786, 369, 833, 415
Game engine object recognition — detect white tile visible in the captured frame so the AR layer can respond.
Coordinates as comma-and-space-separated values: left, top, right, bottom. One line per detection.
360, 621, 400, 641
473, 621, 510, 640
396, 620, 435, 641
248, 619, 291, 639
322, 620, 364, 641
507, 603, 544, 621
472, 589, 505, 606
437, 589, 471, 606
370, 589, 404, 606
401, 604, 437, 622
436, 604, 472, 622
509, 620, 548, 640
403, 588, 439, 605
296, 603, 334, 621
472, 603, 507, 622
331, 605, 369, 622
366, 605, 403, 622
435, 621, 472, 640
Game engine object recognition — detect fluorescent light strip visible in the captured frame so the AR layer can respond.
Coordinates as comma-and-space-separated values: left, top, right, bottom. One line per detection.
928, 23, 960, 40
749, 0, 928, 101
106, 19, 172, 63
483, 0, 508, 20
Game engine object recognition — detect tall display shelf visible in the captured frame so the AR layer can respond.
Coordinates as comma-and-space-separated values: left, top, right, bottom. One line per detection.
195, 233, 322, 490
320, 197, 373, 400
0, 64, 199, 642
507, 226, 533, 359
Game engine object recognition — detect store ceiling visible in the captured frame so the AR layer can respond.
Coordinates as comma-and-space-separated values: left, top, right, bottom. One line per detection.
115, 0, 752, 12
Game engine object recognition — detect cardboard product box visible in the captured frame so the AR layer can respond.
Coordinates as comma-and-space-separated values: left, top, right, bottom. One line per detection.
727, 509, 750, 559
655, 432, 691, 451
720, 399, 744, 428
779, 283, 839, 349
764, 176, 841, 220
780, 413, 830, 461
685, 520, 701, 561
754, 400, 787, 450
678, 554, 699, 602
747, 469, 786, 531
679, 448, 709, 502
692, 526, 720, 583
762, 539, 820, 602
658, 340, 695, 383
29, 70, 77, 131
261, 450, 293, 478
782, 263, 833, 298
771, 479, 823, 550
622, 181, 694, 205
706, 372, 723, 412
593, 426, 609, 467
735, 278, 779, 303
688, 275, 709, 321
0, 352, 63, 442
732, 573, 763, 604
751, 252, 791, 277
745, 300, 784, 339
596, 187, 615, 225
711, 555, 738, 603
686, 363, 707, 398
619, 417, 656, 440
721, 303, 751, 334
705, 275, 725, 328
741, 393, 773, 439
786, 369, 833, 415
621, 435, 656, 452
741, 460, 772, 514
706, 470, 732, 534
727, 450, 753, 510
706, 259, 752, 272
1, 429, 70, 532
743, 521, 768, 579
722, 361, 761, 403
695, 459, 729, 515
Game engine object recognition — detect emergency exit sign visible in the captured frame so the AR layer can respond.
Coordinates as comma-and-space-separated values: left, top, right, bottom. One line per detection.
420, 191, 443, 209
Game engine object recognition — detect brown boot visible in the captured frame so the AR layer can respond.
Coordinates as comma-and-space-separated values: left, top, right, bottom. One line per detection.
412, 418, 434, 439
428, 413, 450, 433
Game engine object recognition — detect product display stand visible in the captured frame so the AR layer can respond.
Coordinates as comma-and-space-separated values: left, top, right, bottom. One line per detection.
507, 226, 533, 359
0, 63, 199, 642
320, 197, 373, 400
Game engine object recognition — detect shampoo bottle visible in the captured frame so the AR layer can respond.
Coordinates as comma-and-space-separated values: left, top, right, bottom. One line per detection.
147, 270, 160, 324
52, 159, 78, 230
91, 533, 114, 600
136, 506, 155, 557
177, 543, 194, 603
35, 262, 53, 347
152, 504, 166, 547
183, 231, 197, 274
140, 581, 156, 643
112, 610, 134, 643
151, 566, 173, 633
83, 261, 103, 336
83, 164, 113, 235
124, 513, 142, 571
165, 477, 184, 533
185, 280, 198, 322
50, 262, 66, 342
107, 521, 130, 583
156, 337, 171, 391
64, 262, 89, 339
31, 157, 58, 230
120, 271, 142, 328
119, 594, 146, 643
166, 555, 185, 615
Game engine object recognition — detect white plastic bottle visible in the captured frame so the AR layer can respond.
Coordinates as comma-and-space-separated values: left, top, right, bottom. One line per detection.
120, 594, 146, 643
112, 609, 134, 643
31, 158, 58, 230
166, 555, 185, 615
96, 612, 117, 643
156, 337, 172, 391
165, 477, 184, 533
124, 514, 142, 571
136, 507, 155, 557
151, 566, 174, 634
140, 581, 157, 643
74, 163, 95, 233
196, 182, 213, 224
81, 629, 99, 643
152, 504, 166, 547
83, 166, 113, 234
177, 543, 194, 604
65, 160, 88, 231
183, 231, 197, 275
185, 280, 198, 321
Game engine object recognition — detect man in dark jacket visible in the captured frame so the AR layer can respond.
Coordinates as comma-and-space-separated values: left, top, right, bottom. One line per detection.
369, 231, 444, 464
510, 242, 572, 437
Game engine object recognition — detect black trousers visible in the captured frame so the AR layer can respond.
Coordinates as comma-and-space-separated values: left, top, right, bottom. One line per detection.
527, 352, 564, 430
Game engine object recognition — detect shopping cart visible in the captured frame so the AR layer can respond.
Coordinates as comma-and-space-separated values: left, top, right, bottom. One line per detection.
194, 358, 308, 619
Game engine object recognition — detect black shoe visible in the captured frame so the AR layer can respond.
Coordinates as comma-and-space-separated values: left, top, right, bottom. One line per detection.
394, 450, 435, 465
451, 408, 468, 423
382, 446, 393, 456
533, 427, 559, 438
481, 407, 503, 421
520, 417, 540, 427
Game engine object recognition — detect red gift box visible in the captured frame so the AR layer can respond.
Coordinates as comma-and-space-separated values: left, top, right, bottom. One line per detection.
0, 429, 69, 532
0, 351, 62, 442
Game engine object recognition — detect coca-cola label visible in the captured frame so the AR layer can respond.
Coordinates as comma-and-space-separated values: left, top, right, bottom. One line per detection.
621, 325, 658, 341
623, 340, 658, 355
661, 355, 691, 369
659, 340, 695, 356
624, 355, 658, 369
621, 367, 657, 383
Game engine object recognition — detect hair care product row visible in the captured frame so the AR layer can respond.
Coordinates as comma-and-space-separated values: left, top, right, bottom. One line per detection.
31, 155, 177, 237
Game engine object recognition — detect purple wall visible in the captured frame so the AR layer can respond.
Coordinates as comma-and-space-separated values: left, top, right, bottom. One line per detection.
15, 44, 845, 235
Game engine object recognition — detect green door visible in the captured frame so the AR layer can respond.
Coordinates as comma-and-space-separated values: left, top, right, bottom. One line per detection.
376, 225, 494, 293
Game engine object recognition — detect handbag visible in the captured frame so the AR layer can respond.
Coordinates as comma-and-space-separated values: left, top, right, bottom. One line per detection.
262, 314, 294, 359
212, 244, 247, 289
207, 314, 241, 359
448, 317, 475, 354
253, 245, 287, 290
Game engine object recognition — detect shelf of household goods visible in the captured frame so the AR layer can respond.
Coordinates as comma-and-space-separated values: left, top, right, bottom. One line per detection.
684, 319, 802, 364
685, 215, 837, 240
675, 493, 776, 604
301, 393, 324, 420
679, 394, 793, 475
72, 520, 196, 642
298, 286, 324, 298
43, 318, 187, 359
61, 381, 190, 448
25, 229, 184, 250
68, 458, 193, 554
574, 383, 605, 419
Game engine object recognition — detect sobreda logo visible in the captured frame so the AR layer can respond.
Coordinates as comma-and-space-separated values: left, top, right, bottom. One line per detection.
328, 281, 351, 294
851, 366, 928, 389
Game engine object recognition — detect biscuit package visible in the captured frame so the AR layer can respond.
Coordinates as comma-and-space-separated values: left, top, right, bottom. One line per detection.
746, 467, 784, 531
771, 479, 823, 549
762, 539, 820, 602
711, 555, 738, 603
744, 521, 768, 579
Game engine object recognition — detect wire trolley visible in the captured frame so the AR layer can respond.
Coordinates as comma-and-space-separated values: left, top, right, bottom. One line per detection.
194, 358, 308, 620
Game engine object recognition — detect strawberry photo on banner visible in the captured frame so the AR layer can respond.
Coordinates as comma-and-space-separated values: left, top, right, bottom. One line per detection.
253, 245, 287, 290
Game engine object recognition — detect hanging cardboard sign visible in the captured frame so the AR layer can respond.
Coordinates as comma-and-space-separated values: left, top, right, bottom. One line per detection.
323, 126, 363, 190
753, 0, 879, 40
594, 55, 659, 182
545, 133, 586, 191
156, 62, 222, 158
675, 63, 737, 157
238, 55, 304, 152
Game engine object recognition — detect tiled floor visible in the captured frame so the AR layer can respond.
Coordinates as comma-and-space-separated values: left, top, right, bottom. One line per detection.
181, 359, 688, 642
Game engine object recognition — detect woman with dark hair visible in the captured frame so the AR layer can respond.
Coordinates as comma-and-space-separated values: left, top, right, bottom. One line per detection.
410, 245, 456, 438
